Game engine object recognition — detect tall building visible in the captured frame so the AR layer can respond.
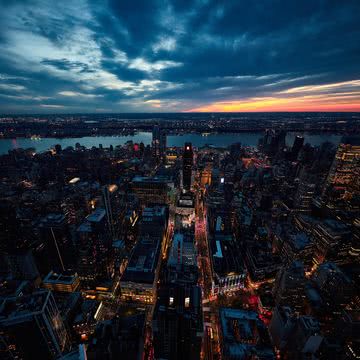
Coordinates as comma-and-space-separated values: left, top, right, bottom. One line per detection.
312, 262, 353, 309
269, 306, 296, 350
260, 129, 286, 156
152, 284, 203, 360
102, 184, 123, 241
120, 205, 168, 303
270, 312, 322, 359
152, 125, 166, 162
273, 261, 306, 313
323, 136, 360, 209
38, 213, 76, 274
86, 313, 145, 360
183, 143, 193, 191
77, 208, 111, 285
292, 135, 304, 160
132, 175, 171, 205
294, 171, 316, 212
312, 219, 351, 266
4, 249, 39, 280
0, 290, 71, 360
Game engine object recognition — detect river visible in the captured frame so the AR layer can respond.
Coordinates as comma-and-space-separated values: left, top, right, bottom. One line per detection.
0, 132, 343, 155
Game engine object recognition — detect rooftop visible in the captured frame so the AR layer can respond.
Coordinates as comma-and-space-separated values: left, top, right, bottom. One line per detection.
132, 175, 170, 183
220, 308, 274, 359
43, 271, 78, 285
0, 290, 51, 321
86, 208, 106, 223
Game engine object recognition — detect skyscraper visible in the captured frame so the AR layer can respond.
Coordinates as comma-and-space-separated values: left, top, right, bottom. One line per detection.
323, 136, 360, 209
4, 249, 39, 280
152, 284, 203, 360
102, 184, 123, 241
38, 213, 75, 274
0, 290, 71, 360
152, 125, 166, 163
292, 135, 304, 160
183, 143, 193, 191
77, 208, 111, 285
273, 261, 306, 313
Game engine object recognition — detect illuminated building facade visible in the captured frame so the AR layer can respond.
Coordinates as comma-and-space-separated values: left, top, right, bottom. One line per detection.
312, 219, 351, 266
273, 261, 306, 313
102, 184, 123, 241
152, 125, 167, 163
323, 137, 360, 210
175, 192, 195, 229
120, 206, 168, 303
77, 208, 112, 285
43, 271, 80, 293
132, 176, 171, 205
0, 290, 71, 360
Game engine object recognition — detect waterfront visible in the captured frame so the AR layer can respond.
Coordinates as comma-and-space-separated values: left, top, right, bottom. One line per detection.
0, 131, 343, 155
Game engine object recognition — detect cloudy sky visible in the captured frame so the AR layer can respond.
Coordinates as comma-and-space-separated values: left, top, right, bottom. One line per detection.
0, 0, 359, 113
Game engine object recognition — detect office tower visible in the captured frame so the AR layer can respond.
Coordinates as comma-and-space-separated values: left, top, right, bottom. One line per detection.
38, 213, 75, 274
0, 200, 20, 252
152, 284, 203, 360
183, 143, 193, 190
4, 249, 39, 280
260, 129, 286, 156
295, 177, 316, 211
269, 306, 296, 349
292, 135, 304, 160
102, 184, 123, 241
323, 136, 360, 209
270, 314, 321, 359
152, 125, 166, 162
0, 290, 71, 360
86, 314, 145, 360
120, 205, 168, 303
132, 175, 170, 205
77, 208, 111, 285
42, 271, 80, 293
273, 261, 306, 313
313, 262, 353, 309
312, 219, 351, 266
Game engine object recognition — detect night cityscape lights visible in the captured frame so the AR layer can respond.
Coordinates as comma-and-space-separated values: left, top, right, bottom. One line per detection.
1, 1, 360, 359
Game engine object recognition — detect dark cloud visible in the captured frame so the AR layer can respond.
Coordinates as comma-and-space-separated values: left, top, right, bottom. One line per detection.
41, 59, 97, 73
0, 0, 359, 113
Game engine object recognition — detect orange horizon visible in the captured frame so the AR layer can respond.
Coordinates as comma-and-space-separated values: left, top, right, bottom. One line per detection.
185, 98, 360, 113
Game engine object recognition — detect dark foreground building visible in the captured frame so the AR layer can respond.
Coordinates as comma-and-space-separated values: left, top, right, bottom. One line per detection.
183, 143, 193, 191
152, 283, 203, 360
0, 290, 71, 360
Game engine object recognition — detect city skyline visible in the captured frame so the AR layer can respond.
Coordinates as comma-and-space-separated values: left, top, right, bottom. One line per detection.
0, 0, 360, 113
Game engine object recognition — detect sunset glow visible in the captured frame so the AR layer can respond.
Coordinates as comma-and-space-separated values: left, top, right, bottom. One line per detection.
186, 96, 360, 112
186, 79, 360, 112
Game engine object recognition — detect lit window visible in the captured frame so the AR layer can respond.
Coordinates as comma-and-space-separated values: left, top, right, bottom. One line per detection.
185, 297, 190, 308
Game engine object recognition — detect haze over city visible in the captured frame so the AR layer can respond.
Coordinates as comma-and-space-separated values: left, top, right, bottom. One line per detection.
0, 0, 360, 113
